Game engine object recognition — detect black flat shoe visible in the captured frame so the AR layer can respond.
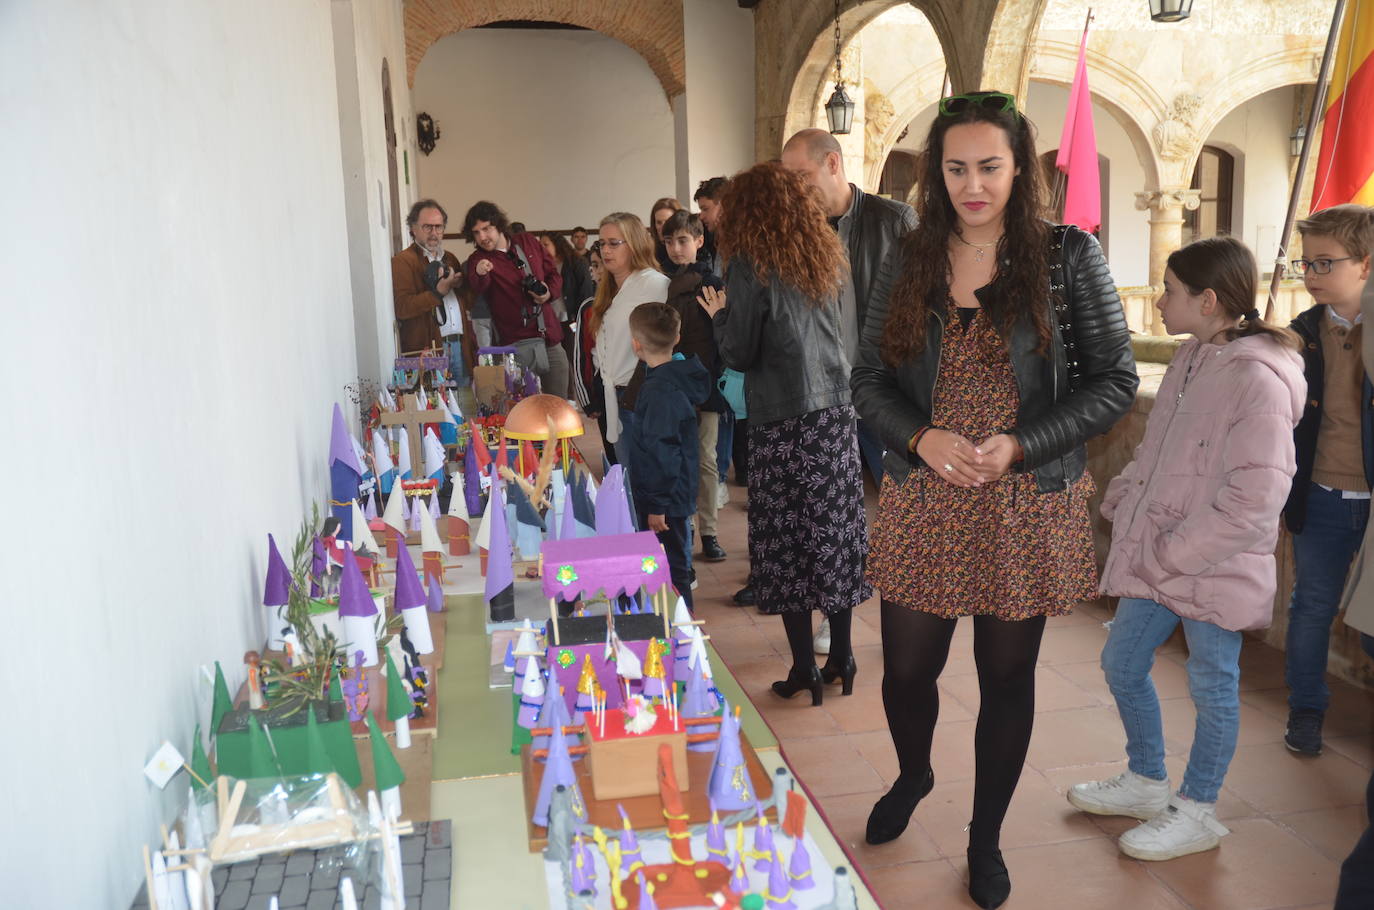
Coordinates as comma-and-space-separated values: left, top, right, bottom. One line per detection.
820, 657, 857, 696
770, 666, 824, 706
700, 535, 727, 562
731, 585, 756, 607
967, 847, 1011, 909
865, 768, 934, 845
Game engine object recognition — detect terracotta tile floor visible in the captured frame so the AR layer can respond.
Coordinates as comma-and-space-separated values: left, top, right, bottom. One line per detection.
689, 479, 1374, 910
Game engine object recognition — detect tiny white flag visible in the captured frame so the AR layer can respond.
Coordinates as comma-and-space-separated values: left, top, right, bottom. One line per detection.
143, 740, 187, 789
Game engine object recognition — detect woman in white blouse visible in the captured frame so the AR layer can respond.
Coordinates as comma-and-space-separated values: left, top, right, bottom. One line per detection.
587, 212, 669, 462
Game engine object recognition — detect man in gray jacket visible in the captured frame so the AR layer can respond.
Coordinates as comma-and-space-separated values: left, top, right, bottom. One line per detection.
766, 129, 915, 649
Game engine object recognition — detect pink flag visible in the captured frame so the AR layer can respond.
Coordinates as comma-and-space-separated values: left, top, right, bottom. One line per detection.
1056, 25, 1101, 233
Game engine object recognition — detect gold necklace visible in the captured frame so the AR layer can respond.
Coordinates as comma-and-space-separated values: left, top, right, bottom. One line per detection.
954, 233, 999, 263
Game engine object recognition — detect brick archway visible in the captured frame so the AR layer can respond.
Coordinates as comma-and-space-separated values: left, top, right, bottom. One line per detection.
404, 0, 684, 99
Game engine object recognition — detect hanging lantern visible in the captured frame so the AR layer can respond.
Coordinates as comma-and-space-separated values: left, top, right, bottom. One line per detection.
1149, 0, 1194, 22
1289, 123, 1307, 159
825, 84, 856, 135
826, 0, 855, 135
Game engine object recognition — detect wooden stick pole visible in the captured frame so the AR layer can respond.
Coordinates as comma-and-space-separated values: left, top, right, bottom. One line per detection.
549, 597, 560, 645
1266, 0, 1347, 319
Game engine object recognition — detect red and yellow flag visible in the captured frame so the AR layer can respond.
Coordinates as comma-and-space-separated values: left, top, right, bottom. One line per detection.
1312, 0, 1374, 210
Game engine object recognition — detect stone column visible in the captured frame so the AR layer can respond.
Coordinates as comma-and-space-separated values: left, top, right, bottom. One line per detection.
1133, 188, 1201, 335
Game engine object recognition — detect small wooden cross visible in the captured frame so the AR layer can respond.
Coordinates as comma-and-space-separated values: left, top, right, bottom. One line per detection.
379, 393, 443, 478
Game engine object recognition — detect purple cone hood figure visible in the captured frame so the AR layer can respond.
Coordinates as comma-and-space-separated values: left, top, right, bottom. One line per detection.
391, 543, 425, 611
262, 533, 291, 607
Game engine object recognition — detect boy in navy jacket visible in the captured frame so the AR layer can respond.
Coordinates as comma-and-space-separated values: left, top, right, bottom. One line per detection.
625, 302, 712, 611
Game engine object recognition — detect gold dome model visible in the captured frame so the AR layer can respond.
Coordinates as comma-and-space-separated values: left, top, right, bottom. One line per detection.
503, 393, 585, 441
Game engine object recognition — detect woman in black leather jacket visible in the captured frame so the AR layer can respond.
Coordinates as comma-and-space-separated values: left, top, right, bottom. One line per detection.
699, 161, 872, 708
850, 93, 1137, 909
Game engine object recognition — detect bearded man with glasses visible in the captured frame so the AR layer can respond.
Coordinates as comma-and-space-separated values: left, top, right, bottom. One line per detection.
392, 199, 472, 366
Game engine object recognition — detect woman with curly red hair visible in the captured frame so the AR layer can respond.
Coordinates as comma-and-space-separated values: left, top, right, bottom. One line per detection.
850, 93, 1138, 907
698, 161, 871, 707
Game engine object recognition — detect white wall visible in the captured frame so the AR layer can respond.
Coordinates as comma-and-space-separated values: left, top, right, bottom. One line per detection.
332, 0, 416, 380
414, 28, 677, 237
1206, 86, 1297, 272
1026, 81, 1153, 287
682, 0, 757, 199
0, 1, 359, 905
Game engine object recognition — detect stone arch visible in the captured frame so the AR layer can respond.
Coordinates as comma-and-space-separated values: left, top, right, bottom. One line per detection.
777, 0, 912, 158
761, 0, 1049, 161
404, 0, 684, 99
1028, 38, 1163, 190
1182, 46, 1322, 177
864, 62, 946, 190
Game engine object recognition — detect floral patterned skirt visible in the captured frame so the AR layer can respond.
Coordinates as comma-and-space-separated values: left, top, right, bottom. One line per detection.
747, 405, 873, 615
868, 469, 1098, 620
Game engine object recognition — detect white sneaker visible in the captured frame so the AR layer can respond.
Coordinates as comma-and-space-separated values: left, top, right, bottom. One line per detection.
813, 618, 831, 655
716, 483, 730, 509
1067, 770, 1170, 820
1117, 794, 1229, 861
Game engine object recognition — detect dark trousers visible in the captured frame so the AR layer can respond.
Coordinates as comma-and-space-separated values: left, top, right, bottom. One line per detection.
640, 513, 693, 612
1336, 769, 1374, 909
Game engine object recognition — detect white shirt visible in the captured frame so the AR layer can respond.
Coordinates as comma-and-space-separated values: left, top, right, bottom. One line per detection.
595, 268, 671, 443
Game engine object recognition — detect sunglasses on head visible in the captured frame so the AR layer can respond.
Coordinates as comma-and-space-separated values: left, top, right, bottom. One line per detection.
938, 91, 1018, 118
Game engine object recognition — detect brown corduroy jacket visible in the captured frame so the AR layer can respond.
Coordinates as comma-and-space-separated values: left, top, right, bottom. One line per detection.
391, 243, 473, 357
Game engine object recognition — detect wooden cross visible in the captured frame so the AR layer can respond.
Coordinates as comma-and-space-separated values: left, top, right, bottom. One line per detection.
378, 393, 443, 478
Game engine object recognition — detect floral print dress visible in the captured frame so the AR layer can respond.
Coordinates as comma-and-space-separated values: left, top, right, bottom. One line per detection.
868, 301, 1098, 619
748, 405, 873, 615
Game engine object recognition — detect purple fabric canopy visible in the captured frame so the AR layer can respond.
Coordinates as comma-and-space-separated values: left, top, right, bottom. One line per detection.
540, 531, 671, 601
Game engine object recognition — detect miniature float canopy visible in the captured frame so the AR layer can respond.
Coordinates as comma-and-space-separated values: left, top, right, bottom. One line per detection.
541, 531, 672, 603
502, 393, 584, 441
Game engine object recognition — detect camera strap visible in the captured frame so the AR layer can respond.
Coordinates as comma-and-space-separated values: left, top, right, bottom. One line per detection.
509, 242, 548, 337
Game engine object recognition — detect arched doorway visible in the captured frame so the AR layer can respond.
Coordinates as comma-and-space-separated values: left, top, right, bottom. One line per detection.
382, 60, 403, 254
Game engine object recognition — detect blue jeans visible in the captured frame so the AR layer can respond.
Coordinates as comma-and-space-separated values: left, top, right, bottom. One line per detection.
1287, 483, 1370, 713
1102, 597, 1242, 804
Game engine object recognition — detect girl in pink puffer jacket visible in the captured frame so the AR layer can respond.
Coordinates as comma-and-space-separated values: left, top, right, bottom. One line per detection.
1067, 237, 1305, 862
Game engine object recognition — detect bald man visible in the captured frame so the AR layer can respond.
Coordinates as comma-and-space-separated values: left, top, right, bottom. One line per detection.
782, 128, 914, 472
781, 128, 916, 652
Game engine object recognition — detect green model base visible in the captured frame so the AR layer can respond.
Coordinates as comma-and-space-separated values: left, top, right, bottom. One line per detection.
215, 699, 363, 787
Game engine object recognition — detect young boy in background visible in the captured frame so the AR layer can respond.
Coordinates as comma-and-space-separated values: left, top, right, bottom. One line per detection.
1283, 203, 1374, 755
625, 302, 713, 611
661, 209, 731, 564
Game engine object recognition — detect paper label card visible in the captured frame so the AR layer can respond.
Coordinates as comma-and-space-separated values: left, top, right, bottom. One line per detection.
143, 740, 187, 789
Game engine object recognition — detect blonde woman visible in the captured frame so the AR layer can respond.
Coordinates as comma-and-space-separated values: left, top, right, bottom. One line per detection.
587, 212, 668, 463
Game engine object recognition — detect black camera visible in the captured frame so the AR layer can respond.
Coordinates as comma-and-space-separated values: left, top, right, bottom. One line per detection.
520, 273, 549, 299
424, 260, 457, 292
506, 248, 548, 299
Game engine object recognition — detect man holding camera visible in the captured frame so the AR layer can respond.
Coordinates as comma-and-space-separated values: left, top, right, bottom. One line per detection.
462, 200, 568, 398
391, 199, 472, 371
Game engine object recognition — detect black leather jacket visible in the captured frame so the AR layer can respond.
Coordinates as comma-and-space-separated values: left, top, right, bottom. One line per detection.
851, 225, 1139, 492
714, 255, 851, 424
845, 184, 917, 332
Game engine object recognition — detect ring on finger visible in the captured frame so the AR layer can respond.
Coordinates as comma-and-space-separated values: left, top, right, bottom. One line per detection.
943, 463, 954, 473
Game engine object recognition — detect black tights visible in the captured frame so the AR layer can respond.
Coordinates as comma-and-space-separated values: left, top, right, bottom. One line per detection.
780, 609, 852, 671
879, 599, 1046, 851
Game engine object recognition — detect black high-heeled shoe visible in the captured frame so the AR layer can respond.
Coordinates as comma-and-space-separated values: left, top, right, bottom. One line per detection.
967, 847, 1011, 909
865, 767, 934, 844
819, 656, 857, 695
770, 666, 824, 706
